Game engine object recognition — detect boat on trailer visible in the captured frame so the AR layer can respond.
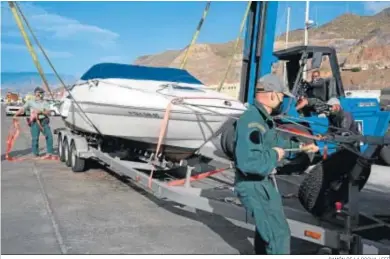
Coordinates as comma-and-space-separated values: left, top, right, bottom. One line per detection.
59, 63, 246, 162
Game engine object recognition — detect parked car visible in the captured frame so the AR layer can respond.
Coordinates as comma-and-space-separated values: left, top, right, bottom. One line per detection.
5, 103, 23, 116
48, 101, 60, 116
6, 100, 61, 117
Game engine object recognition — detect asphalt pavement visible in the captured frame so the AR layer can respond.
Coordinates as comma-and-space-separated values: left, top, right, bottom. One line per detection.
1, 105, 389, 254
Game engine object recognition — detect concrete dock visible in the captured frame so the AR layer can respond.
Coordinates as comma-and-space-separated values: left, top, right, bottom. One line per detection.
1, 105, 389, 254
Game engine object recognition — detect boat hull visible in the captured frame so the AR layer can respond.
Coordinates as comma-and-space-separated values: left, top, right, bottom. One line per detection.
62, 100, 243, 161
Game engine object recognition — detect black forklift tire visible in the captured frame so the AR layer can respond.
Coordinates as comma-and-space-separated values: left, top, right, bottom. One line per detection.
69, 142, 86, 173
58, 135, 66, 162
64, 139, 71, 167
298, 148, 371, 218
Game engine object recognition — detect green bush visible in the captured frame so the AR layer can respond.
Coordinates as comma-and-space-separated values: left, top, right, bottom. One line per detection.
351, 67, 361, 72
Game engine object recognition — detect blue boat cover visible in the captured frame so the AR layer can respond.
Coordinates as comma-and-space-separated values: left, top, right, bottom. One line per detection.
80, 63, 203, 85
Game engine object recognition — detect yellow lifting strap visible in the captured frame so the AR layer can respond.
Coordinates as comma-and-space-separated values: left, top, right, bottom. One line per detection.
12, 2, 69, 92
8, 1, 55, 100
217, 1, 252, 92
179, 1, 211, 69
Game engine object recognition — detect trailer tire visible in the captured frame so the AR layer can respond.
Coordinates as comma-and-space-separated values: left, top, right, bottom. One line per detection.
64, 138, 71, 167
69, 141, 86, 173
58, 135, 66, 162
298, 148, 371, 217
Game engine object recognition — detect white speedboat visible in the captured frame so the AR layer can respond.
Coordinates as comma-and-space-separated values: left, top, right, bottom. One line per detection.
59, 63, 246, 161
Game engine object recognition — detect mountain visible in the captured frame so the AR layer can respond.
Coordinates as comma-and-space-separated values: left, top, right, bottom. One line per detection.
134, 7, 390, 90
277, 7, 390, 42
1, 72, 77, 96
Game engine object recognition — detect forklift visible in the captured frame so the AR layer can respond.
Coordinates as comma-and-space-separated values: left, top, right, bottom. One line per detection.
269, 45, 390, 171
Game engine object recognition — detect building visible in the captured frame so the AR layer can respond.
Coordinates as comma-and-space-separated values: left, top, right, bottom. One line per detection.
5, 92, 19, 104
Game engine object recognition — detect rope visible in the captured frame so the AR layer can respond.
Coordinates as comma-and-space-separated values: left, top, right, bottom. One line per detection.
8, 1, 55, 101
13, 1, 104, 137
5, 119, 59, 162
179, 1, 211, 69
274, 113, 359, 142
217, 1, 252, 92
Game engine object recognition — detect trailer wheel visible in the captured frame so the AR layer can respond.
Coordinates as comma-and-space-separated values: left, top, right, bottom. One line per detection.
298, 148, 371, 217
58, 135, 66, 162
64, 138, 71, 167
69, 141, 86, 173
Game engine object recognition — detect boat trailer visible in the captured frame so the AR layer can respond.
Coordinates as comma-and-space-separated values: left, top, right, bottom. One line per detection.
54, 127, 390, 255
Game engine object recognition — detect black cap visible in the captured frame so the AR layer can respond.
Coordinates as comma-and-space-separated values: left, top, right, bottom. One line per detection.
34, 87, 45, 93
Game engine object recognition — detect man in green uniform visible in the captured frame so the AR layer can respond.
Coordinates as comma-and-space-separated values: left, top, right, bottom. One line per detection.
233, 74, 319, 254
14, 87, 54, 158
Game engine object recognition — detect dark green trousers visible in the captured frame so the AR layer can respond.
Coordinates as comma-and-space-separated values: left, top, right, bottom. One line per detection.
30, 120, 54, 156
235, 178, 291, 254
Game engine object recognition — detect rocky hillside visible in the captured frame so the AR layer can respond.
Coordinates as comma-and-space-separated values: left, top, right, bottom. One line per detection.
134, 8, 390, 90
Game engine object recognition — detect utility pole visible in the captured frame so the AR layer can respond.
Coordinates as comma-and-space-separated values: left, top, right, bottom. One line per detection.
283, 7, 291, 85
303, 0, 310, 80
304, 1, 310, 46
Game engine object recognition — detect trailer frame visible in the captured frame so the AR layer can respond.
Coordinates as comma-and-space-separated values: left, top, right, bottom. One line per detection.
54, 127, 390, 255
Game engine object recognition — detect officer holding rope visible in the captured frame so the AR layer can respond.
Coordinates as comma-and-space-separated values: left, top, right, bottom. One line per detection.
13, 87, 55, 159
233, 74, 319, 254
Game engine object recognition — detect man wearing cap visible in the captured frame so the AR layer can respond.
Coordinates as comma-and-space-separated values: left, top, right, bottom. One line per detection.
296, 92, 359, 133
13, 87, 54, 158
233, 74, 319, 254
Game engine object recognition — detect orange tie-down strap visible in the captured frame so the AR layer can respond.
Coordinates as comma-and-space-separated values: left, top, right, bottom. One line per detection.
148, 96, 238, 188
5, 119, 59, 162
167, 167, 230, 187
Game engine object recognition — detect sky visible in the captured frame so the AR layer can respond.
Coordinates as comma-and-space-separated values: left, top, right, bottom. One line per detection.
1, 1, 390, 77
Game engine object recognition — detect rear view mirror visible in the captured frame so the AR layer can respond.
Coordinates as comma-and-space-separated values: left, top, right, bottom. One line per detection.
311, 52, 323, 69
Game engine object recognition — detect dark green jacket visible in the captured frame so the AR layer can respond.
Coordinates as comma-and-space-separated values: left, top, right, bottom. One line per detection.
234, 101, 300, 178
